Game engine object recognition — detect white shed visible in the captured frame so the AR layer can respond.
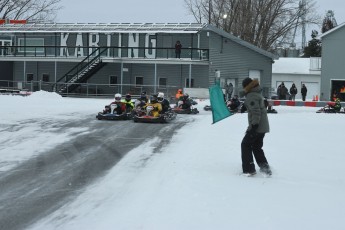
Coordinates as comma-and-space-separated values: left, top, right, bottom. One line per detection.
272, 57, 321, 100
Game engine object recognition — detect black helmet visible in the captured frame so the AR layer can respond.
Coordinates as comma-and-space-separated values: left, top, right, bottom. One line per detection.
151, 94, 158, 103
140, 92, 147, 100
125, 93, 131, 101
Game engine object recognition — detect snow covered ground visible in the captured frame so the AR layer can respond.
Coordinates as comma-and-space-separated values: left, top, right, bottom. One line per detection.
1, 91, 345, 230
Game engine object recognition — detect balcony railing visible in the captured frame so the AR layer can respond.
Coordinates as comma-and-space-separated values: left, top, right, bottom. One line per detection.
0, 46, 209, 60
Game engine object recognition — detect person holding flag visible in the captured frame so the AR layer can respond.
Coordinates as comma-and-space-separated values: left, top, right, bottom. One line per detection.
241, 77, 272, 176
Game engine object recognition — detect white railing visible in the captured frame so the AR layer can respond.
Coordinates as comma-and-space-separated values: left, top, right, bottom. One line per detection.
310, 57, 321, 71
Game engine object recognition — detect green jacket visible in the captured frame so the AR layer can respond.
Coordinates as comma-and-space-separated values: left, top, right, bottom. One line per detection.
243, 79, 270, 133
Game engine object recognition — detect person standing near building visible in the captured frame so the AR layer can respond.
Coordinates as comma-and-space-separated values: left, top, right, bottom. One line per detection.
225, 82, 233, 101
241, 77, 272, 176
289, 83, 298, 101
175, 40, 182, 58
301, 84, 307, 101
277, 82, 288, 100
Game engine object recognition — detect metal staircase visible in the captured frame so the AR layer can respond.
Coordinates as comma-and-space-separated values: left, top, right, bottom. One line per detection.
54, 48, 107, 95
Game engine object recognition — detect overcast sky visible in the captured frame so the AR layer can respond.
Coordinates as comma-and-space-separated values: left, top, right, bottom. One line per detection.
56, 0, 345, 24
55, 0, 344, 47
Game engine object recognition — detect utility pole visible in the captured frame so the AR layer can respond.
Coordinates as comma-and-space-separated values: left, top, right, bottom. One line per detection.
301, 0, 306, 49
208, 0, 212, 24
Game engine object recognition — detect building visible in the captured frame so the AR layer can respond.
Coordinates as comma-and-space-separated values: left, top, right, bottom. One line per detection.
319, 22, 345, 101
0, 22, 276, 98
272, 57, 321, 100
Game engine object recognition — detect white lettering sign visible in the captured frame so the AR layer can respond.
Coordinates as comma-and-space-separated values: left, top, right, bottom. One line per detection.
128, 33, 139, 58
145, 34, 156, 58
89, 34, 99, 55
75, 34, 84, 57
59, 33, 157, 58
60, 33, 69, 57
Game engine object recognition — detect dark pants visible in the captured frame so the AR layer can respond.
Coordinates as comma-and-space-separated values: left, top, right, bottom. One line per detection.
302, 95, 306, 101
241, 132, 269, 173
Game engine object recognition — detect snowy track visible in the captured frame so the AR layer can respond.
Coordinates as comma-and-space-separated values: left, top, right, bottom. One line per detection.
0, 115, 190, 230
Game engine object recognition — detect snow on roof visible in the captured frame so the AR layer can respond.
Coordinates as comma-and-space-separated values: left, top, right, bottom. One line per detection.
0, 22, 207, 34
272, 57, 310, 74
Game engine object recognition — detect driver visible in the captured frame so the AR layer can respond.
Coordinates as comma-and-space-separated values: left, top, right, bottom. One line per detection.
144, 94, 162, 117
157, 92, 170, 113
104, 93, 126, 115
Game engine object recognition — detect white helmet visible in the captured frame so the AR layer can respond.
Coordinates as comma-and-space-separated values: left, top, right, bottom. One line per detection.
114, 93, 122, 101
157, 92, 164, 98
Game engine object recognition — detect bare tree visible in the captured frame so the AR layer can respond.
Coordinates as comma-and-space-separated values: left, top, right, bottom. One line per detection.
0, 0, 62, 22
184, 0, 321, 51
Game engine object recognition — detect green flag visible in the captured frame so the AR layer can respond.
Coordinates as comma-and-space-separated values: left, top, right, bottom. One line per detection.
209, 84, 232, 124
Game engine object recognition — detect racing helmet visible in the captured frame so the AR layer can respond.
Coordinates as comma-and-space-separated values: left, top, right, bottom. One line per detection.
114, 93, 122, 102
140, 91, 147, 100
151, 94, 158, 103
183, 93, 189, 99
157, 92, 164, 101
125, 93, 131, 101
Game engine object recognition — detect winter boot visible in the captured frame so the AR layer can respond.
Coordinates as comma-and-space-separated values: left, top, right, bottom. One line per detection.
259, 166, 272, 176
243, 171, 257, 177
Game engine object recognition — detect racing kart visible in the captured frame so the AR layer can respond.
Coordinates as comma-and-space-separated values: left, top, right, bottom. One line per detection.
96, 104, 132, 120
172, 106, 199, 114
316, 102, 344, 113
132, 106, 176, 123
173, 98, 199, 114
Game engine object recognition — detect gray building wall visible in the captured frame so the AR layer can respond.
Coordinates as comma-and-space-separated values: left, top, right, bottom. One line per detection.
207, 31, 273, 96
2, 24, 275, 97
0, 62, 13, 82
321, 26, 345, 101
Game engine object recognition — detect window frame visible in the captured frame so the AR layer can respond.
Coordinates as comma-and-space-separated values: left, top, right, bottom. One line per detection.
26, 73, 34, 82
158, 77, 167, 88
18, 38, 44, 53
109, 75, 118, 86
42, 73, 49, 82
135, 76, 144, 87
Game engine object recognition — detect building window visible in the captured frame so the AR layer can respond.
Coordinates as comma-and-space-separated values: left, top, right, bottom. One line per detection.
42, 74, 49, 82
159, 77, 167, 88
135, 76, 144, 87
26, 73, 34, 82
18, 38, 44, 53
109, 75, 118, 86
185, 78, 194, 88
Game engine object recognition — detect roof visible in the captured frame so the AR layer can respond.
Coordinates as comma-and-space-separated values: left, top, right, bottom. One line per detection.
319, 22, 345, 39
0, 22, 276, 60
0, 22, 207, 34
204, 25, 278, 60
272, 58, 310, 74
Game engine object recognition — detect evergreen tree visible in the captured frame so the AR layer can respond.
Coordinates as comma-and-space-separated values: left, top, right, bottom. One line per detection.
303, 30, 321, 57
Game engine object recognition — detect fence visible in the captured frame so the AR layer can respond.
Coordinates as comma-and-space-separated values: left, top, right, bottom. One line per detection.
0, 80, 184, 99
0, 46, 209, 61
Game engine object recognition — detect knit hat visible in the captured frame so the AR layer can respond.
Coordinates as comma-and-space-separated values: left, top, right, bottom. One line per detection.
242, 77, 253, 88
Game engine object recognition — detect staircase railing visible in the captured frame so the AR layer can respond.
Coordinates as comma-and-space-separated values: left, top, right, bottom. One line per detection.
53, 47, 108, 93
